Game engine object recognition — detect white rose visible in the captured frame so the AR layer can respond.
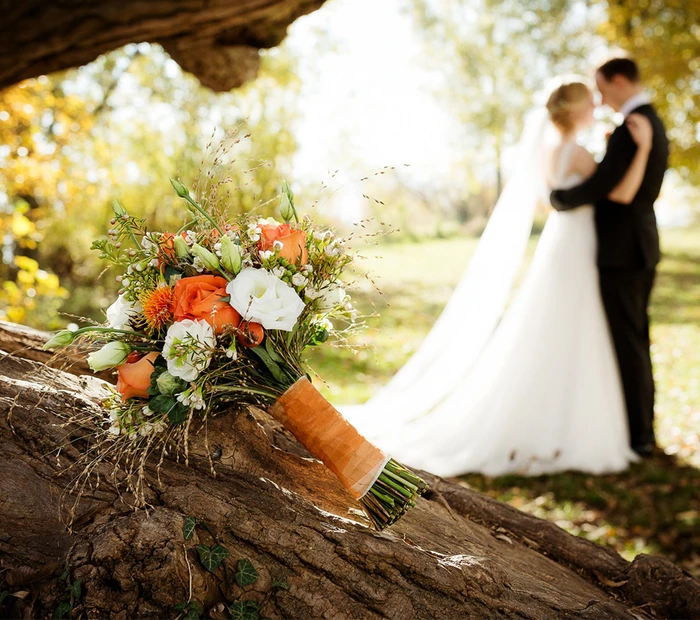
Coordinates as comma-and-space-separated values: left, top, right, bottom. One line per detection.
106, 295, 142, 330
226, 268, 305, 331
162, 319, 215, 382
316, 286, 348, 312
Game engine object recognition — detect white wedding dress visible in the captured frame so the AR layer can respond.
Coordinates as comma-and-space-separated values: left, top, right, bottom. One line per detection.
344, 136, 638, 477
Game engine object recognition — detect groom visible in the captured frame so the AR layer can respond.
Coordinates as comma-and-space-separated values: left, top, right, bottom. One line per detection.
550, 57, 669, 457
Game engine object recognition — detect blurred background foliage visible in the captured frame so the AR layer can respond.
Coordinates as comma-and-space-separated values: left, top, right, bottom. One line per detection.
0, 0, 698, 577
0, 0, 698, 329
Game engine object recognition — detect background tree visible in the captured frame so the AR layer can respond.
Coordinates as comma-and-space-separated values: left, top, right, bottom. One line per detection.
0, 44, 302, 327
600, 0, 700, 184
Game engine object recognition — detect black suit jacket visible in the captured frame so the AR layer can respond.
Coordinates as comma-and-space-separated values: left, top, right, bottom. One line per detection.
550, 104, 668, 269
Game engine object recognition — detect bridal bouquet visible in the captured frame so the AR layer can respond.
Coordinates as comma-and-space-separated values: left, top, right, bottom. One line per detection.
45, 177, 427, 530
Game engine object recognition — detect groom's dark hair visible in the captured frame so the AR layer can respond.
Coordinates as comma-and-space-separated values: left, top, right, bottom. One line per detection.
597, 57, 641, 83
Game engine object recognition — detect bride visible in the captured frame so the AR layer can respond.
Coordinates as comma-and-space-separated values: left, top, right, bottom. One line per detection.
344, 76, 653, 477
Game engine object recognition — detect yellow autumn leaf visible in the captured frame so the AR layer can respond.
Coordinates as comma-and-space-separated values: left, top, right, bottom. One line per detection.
14, 255, 39, 273
11, 212, 35, 237
16, 270, 34, 285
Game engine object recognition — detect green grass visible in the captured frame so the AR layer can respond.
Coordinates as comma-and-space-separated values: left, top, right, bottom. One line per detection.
307, 227, 700, 577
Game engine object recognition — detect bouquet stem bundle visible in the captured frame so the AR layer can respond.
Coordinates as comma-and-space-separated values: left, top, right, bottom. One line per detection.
268, 377, 427, 529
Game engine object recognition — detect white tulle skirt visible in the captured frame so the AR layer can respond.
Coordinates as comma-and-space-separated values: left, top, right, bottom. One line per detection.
345, 206, 638, 477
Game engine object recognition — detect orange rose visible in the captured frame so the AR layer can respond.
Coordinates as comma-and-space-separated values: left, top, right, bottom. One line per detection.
258, 223, 308, 265
173, 274, 241, 334
116, 351, 159, 401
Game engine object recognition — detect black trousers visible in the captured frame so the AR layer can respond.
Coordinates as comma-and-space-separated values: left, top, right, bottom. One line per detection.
599, 268, 656, 448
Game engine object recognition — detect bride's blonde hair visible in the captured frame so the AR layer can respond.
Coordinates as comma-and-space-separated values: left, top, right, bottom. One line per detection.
545, 76, 592, 133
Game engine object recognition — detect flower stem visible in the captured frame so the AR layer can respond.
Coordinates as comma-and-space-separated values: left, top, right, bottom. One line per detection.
359, 458, 428, 530
180, 193, 224, 236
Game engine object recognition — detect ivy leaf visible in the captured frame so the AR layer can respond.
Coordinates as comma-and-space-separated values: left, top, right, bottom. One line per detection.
70, 579, 83, 601
196, 544, 230, 572
183, 516, 196, 540
52, 601, 72, 620
0, 591, 9, 605
174, 601, 188, 612
229, 600, 259, 620
235, 559, 259, 587
183, 602, 201, 620
271, 578, 289, 591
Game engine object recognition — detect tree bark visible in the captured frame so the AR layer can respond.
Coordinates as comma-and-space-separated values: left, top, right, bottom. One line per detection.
0, 0, 326, 92
1, 321, 699, 619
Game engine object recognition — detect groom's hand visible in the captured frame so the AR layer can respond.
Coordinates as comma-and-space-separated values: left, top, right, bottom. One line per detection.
552, 126, 636, 209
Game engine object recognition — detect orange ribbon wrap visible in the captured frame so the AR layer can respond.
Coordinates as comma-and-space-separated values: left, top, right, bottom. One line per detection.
268, 377, 389, 500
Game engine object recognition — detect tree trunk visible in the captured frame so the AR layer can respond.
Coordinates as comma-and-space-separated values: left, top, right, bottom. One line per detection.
0, 0, 326, 92
1, 321, 698, 619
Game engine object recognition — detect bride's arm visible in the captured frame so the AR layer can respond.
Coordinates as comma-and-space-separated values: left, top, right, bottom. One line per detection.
607, 114, 653, 204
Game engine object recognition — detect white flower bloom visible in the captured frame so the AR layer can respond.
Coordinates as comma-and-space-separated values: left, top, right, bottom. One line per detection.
324, 244, 341, 257
273, 240, 284, 251
247, 224, 262, 241
316, 286, 348, 312
291, 273, 308, 287
192, 256, 205, 272
313, 231, 326, 242
272, 266, 286, 278
107, 425, 121, 436
176, 388, 206, 410
258, 217, 279, 226
148, 258, 160, 268
226, 268, 305, 331
142, 406, 153, 417
302, 264, 313, 275
163, 319, 215, 381
185, 230, 197, 246
259, 250, 274, 260
141, 236, 155, 251
304, 286, 323, 300
87, 341, 131, 371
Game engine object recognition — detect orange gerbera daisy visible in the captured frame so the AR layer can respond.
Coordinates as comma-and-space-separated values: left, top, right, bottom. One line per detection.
141, 286, 175, 332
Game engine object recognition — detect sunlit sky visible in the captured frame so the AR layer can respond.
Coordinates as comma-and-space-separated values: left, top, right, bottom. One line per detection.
285, 0, 458, 191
